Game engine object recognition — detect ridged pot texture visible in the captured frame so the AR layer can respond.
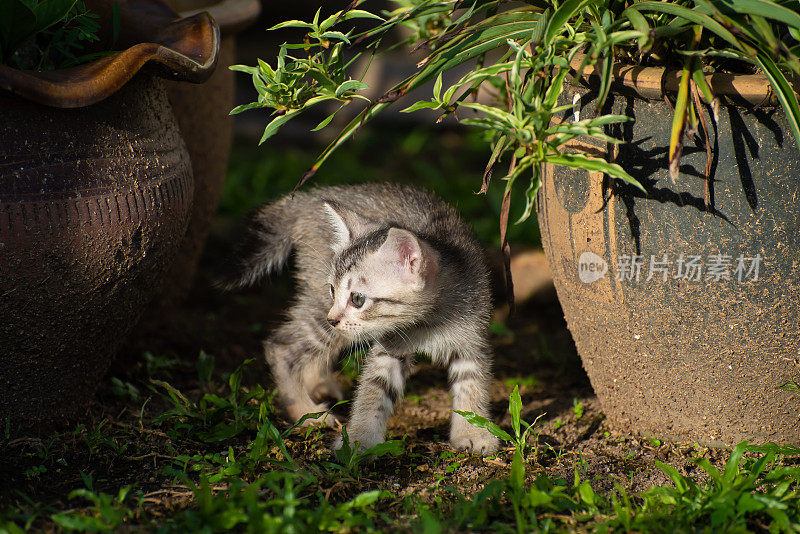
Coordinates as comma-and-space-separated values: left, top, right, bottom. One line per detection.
0, 75, 193, 429
538, 80, 800, 446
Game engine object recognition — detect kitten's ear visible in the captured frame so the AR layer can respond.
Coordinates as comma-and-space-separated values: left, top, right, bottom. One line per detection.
323, 201, 375, 253
379, 228, 429, 286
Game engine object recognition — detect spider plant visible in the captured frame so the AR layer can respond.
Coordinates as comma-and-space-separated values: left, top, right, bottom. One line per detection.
231, 0, 800, 242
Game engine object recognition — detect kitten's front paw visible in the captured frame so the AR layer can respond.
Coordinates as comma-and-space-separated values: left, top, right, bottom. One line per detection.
450, 429, 499, 456
288, 403, 340, 428
312, 411, 342, 429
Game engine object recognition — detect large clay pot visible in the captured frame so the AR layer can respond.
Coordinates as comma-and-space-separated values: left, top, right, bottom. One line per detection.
162, 0, 261, 304
0, 0, 218, 430
538, 64, 800, 446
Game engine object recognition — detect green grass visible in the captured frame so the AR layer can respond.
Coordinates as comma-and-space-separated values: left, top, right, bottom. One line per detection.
3, 351, 799, 532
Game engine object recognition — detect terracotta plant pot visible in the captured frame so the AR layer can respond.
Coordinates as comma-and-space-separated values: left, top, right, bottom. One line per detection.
0, 0, 218, 430
161, 0, 261, 305
538, 64, 800, 446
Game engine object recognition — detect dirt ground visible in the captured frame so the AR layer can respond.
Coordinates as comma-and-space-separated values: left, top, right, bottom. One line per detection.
0, 218, 737, 528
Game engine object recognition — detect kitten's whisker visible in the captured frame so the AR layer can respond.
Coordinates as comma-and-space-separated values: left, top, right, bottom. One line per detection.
390, 325, 411, 345
357, 334, 368, 371
368, 333, 392, 358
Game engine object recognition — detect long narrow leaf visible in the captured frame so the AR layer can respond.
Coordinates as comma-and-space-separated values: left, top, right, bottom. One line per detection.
722, 0, 800, 29
546, 153, 645, 192
755, 52, 800, 151
669, 54, 693, 182
545, 0, 591, 42
304, 14, 545, 179
453, 410, 513, 442
630, 2, 742, 49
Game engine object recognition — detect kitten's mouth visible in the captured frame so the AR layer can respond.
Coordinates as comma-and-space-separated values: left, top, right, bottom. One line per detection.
330, 323, 362, 338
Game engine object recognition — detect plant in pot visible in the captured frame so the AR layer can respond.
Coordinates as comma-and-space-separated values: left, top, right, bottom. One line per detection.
231, 0, 800, 446
0, 0, 218, 430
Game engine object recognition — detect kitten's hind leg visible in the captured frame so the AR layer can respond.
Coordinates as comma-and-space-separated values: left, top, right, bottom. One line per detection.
333, 351, 412, 453
448, 346, 499, 456
304, 358, 344, 404
265, 321, 342, 428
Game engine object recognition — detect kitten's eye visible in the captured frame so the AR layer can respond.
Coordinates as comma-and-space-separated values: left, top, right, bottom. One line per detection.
328, 284, 334, 297
349, 292, 366, 308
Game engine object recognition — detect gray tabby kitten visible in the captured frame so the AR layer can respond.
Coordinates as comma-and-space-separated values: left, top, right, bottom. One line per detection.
223, 183, 498, 455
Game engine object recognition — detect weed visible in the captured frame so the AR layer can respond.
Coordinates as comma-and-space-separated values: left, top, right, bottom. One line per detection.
408, 481, 507, 533
490, 320, 515, 340
572, 398, 584, 420
7, 344, 800, 532
50, 486, 140, 532
23, 465, 46, 480
455, 386, 599, 532
109, 378, 140, 403
406, 394, 422, 405
504, 376, 537, 389
152, 358, 274, 443
326, 426, 406, 478
157, 408, 397, 532
196, 350, 214, 386
161, 472, 391, 533
456, 385, 541, 459
143, 351, 182, 379
0, 492, 51, 533
602, 442, 800, 532
80, 421, 127, 458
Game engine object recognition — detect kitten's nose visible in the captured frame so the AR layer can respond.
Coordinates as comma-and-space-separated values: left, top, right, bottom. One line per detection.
327, 317, 340, 327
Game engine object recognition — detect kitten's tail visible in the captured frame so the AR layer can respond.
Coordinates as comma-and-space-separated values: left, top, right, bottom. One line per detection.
215, 198, 296, 290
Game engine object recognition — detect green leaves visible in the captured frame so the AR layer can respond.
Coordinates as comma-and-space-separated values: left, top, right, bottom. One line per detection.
510, 385, 522, 441
755, 52, 800, 152
231, 6, 377, 145
0, 0, 101, 69
152, 357, 275, 444
0, 0, 39, 62
330, 427, 406, 478
546, 153, 645, 192
51, 485, 136, 532
237, 0, 800, 235
457, 386, 599, 532
453, 410, 512, 442
335, 79, 369, 97
640, 442, 800, 531
546, 0, 592, 42
628, 0, 800, 154
268, 9, 384, 34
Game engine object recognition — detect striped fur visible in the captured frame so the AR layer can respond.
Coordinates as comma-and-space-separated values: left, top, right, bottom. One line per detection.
224, 183, 498, 455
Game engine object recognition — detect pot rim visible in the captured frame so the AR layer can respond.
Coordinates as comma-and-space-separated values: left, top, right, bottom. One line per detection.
176, 0, 261, 36
0, 1, 219, 108
571, 54, 784, 106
